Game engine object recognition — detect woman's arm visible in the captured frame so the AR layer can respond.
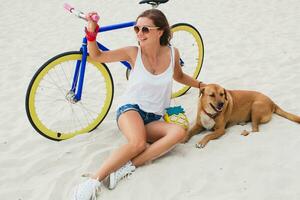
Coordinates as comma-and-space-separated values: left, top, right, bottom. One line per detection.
173, 48, 206, 88
86, 13, 137, 66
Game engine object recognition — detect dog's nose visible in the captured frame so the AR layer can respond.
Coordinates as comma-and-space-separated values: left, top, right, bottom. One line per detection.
217, 102, 224, 110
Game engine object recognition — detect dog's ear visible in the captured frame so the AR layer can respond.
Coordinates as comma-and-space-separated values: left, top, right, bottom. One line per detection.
224, 89, 228, 100
199, 87, 205, 97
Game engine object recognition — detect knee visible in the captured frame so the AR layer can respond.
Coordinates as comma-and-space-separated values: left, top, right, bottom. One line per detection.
128, 140, 147, 155
173, 127, 187, 142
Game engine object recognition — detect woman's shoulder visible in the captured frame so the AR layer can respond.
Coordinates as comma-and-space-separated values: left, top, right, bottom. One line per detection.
171, 46, 179, 54
124, 46, 138, 57
169, 46, 179, 60
166, 45, 179, 54
124, 45, 138, 51
124, 46, 138, 68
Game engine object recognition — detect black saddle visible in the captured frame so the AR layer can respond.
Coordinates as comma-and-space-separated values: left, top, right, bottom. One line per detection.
139, 0, 169, 6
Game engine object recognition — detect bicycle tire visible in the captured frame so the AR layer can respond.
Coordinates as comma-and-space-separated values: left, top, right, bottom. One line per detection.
125, 23, 204, 98
170, 23, 204, 98
26, 51, 114, 141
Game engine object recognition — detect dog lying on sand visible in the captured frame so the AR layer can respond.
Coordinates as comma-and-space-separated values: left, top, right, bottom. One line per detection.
184, 83, 300, 148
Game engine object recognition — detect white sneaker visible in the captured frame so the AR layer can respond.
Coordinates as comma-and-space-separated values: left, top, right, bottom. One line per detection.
74, 178, 101, 200
108, 161, 136, 190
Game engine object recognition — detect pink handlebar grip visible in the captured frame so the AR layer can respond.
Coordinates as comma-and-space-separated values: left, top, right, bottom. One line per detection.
90, 14, 100, 22
64, 3, 99, 22
64, 3, 74, 12
91, 14, 100, 22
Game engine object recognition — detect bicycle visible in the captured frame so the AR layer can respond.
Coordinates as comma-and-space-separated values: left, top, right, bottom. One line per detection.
25, 0, 204, 141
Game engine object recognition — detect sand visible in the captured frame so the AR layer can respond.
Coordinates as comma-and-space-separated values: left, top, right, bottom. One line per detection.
1, 0, 300, 199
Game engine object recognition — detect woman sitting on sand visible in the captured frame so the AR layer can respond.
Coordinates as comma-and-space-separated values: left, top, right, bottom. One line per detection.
74, 8, 205, 199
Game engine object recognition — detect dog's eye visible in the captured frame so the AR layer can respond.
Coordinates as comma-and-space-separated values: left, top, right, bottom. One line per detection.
220, 93, 224, 96
209, 94, 215, 98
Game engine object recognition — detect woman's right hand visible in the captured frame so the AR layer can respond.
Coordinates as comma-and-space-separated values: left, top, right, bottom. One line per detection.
86, 12, 100, 32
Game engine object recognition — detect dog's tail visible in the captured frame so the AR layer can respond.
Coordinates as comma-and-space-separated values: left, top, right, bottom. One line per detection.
274, 104, 300, 123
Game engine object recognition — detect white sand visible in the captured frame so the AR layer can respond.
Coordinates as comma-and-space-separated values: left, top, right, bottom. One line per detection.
1, 0, 300, 199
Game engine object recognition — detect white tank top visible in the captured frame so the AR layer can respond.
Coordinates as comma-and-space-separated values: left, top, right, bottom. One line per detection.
118, 46, 175, 115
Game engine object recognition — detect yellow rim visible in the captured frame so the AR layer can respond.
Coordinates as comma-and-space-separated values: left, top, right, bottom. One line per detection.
28, 54, 113, 140
171, 24, 204, 98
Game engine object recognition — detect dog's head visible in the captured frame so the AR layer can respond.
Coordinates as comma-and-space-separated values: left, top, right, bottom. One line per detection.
199, 84, 228, 113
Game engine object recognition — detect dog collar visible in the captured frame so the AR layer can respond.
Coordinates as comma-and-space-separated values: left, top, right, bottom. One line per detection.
203, 108, 219, 119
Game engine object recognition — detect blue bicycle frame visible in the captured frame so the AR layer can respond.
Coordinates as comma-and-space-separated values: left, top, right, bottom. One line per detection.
70, 21, 136, 101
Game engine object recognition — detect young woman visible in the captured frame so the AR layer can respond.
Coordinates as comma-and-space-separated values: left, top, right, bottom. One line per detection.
74, 9, 205, 200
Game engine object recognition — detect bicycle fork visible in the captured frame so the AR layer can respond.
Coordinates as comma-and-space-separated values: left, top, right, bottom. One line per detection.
66, 37, 89, 103
66, 36, 133, 104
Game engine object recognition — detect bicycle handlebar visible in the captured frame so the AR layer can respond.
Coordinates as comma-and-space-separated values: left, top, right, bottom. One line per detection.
64, 3, 99, 22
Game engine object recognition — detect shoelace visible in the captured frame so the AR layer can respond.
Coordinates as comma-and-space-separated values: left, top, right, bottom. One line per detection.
94, 181, 101, 199
115, 164, 134, 181
91, 184, 100, 200
74, 179, 101, 200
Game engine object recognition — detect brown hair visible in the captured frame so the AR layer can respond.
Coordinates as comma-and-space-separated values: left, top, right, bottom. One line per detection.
136, 9, 171, 46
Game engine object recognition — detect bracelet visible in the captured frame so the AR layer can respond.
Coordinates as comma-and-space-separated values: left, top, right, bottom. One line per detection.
85, 25, 100, 42
198, 81, 202, 88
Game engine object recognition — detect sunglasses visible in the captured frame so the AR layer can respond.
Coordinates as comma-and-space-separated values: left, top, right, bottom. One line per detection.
133, 25, 160, 34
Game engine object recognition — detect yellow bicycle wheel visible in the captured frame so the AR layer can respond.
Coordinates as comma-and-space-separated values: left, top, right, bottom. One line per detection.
26, 51, 114, 141
170, 23, 204, 98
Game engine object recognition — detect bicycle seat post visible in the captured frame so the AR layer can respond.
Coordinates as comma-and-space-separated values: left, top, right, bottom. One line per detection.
139, 0, 169, 8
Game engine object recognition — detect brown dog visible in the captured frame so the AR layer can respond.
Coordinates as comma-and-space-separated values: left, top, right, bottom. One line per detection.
185, 83, 300, 148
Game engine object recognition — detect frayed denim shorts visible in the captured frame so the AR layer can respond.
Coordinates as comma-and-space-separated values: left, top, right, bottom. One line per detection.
116, 104, 162, 125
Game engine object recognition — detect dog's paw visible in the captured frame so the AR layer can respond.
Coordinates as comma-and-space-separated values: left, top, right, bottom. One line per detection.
196, 139, 209, 148
241, 130, 250, 136
195, 143, 204, 148
195, 142, 206, 148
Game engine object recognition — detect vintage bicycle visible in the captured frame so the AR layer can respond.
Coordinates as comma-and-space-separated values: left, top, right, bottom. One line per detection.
25, 0, 204, 141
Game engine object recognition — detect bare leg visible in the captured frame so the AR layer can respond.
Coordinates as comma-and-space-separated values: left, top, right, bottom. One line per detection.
93, 111, 147, 181
131, 121, 186, 167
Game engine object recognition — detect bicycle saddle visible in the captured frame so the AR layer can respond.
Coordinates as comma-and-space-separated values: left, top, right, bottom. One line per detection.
139, 0, 169, 6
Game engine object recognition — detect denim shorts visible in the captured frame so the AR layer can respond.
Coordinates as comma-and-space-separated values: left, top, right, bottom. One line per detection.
116, 104, 162, 125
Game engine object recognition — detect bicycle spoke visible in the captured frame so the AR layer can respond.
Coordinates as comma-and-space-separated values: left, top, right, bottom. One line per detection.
60, 62, 72, 89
